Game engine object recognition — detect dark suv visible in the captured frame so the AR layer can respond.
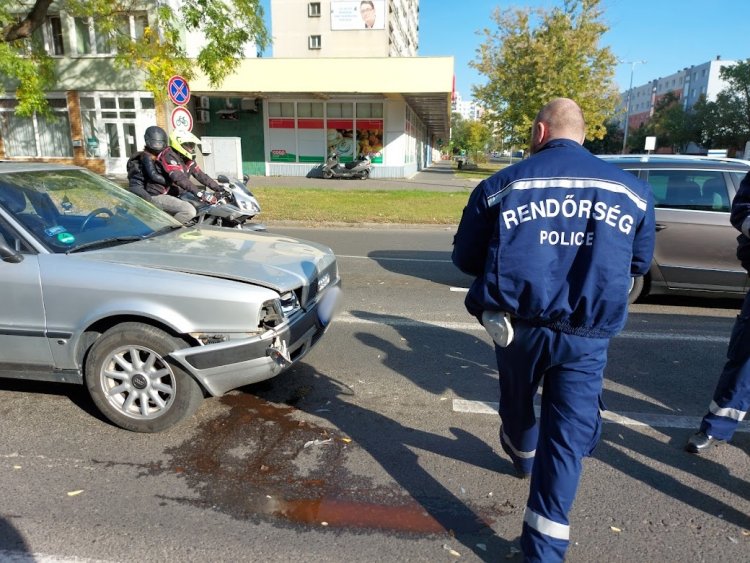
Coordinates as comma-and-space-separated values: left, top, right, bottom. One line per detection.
598, 155, 750, 302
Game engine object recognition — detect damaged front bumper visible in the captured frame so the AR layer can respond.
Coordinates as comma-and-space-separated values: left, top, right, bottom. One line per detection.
169, 283, 341, 396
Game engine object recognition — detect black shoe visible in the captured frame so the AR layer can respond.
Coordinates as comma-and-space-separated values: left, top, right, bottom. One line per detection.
685, 431, 725, 454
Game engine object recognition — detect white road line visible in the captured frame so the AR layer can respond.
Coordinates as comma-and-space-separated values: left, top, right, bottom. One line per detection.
0, 551, 113, 563
331, 313, 729, 343
451, 399, 750, 433
337, 254, 452, 263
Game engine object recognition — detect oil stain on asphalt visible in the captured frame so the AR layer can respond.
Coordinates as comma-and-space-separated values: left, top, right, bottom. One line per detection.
158, 390, 508, 537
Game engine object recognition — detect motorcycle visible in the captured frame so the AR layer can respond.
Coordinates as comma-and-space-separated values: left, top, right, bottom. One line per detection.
182, 175, 265, 231
322, 151, 371, 180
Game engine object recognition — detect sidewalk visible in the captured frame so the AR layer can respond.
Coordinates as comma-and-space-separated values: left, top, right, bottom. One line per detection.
250, 159, 482, 192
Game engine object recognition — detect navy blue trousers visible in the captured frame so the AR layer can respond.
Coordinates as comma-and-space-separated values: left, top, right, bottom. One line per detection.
700, 289, 750, 439
494, 322, 609, 563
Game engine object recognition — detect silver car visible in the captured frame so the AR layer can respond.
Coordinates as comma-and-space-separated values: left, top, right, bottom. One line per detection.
598, 155, 750, 302
0, 163, 341, 432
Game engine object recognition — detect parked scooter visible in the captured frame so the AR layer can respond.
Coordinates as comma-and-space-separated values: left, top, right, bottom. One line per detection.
182, 175, 265, 230
322, 151, 371, 180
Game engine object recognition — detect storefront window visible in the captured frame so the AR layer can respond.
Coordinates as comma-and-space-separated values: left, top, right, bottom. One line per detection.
268, 100, 383, 164
355, 103, 383, 163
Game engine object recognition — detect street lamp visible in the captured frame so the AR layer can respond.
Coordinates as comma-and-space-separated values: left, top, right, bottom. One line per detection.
621, 60, 646, 154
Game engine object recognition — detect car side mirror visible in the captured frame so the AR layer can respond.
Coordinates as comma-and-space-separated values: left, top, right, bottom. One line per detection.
0, 240, 23, 263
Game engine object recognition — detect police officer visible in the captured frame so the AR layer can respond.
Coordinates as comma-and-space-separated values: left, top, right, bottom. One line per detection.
686, 170, 750, 454
452, 98, 655, 562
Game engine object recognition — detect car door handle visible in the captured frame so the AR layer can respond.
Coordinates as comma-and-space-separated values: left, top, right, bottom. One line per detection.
655, 224, 667, 231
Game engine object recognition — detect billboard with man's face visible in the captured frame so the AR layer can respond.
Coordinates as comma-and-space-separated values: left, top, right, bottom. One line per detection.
331, 0, 385, 30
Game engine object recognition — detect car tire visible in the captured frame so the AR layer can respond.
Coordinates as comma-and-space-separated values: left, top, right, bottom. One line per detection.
85, 322, 203, 433
629, 275, 645, 304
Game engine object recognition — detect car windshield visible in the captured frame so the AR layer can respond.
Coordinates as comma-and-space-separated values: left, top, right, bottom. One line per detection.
0, 168, 182, 254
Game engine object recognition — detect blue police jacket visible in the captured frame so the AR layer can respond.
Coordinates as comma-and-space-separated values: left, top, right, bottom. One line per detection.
452, 139, 655, 338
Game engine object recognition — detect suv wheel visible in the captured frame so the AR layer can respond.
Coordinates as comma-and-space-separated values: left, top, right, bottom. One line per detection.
85, 322, 203, 432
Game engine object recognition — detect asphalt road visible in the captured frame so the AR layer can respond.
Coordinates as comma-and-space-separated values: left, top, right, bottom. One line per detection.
1, 225, 748, 562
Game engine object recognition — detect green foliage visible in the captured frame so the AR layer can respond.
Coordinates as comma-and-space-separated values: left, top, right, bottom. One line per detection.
582, 119, 622, 154
471, 0, 618, 148
450, 112, 492, 161
1, 0, 269, 114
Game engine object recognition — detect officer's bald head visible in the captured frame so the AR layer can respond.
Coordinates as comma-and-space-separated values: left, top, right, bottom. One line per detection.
530, 98, 586, 154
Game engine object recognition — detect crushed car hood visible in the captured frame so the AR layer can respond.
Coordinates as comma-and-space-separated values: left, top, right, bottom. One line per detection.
76, 227, 336, 293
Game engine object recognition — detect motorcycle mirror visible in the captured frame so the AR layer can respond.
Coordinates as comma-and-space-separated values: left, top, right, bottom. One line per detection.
217, 174, 230, 183
242, 174, 249, 184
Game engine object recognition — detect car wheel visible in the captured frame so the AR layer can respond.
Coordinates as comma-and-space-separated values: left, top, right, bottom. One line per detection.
629, 275, 644, 304
85, 322, 203, 433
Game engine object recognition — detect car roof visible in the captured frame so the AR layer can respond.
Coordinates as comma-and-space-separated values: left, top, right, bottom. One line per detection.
597, 154, 750, 171
0, 161, 85, 174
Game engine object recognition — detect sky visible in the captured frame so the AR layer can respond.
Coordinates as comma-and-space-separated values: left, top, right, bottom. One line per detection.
259, 0, 750, 99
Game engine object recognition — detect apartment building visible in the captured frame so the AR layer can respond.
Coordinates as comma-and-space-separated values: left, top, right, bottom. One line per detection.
619, 57, 736, 132
452, 91, 484, 121
1, 0, 451, 178
271, 0, 419, 57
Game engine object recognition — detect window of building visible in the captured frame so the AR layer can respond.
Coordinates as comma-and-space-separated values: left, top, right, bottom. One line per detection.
356, 103, 384, 118
32, 15, 65, 55
73, 13, 148, 55
308, 35, 321, 49
326, 103, 353, 118
308, 2, 321, 17
268, 102, 296, 117
0, 98, 73, 158
298, 102, 324, 118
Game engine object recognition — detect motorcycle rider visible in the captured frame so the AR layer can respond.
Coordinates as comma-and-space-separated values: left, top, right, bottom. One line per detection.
157, 130, 225, 219
126, 126, 169, 203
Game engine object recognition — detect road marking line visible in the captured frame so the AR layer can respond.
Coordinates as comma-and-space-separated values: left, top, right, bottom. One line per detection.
337, 254, 452, 263
451, 399, 749, 432
449, 287, 469, 292
332, 313, 729, 343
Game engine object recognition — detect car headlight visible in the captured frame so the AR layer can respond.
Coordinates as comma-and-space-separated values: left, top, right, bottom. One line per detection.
260, 298, 285, 329
279, 290, 301, 315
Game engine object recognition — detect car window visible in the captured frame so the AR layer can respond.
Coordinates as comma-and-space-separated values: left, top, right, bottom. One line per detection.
730, 171, 749, 189
645, 170, 730, 212
0, 169, 181, 253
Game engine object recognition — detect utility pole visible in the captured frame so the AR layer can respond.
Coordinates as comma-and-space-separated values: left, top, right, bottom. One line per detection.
621, 60, 646, 154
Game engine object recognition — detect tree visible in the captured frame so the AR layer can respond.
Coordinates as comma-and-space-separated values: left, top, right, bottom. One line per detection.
647, 92, 700, 153
471, 0, 618, 149
450, 111, 492, 162
583, 119, 622, 154
0, 0, 269, 116
718, 59, 750, 140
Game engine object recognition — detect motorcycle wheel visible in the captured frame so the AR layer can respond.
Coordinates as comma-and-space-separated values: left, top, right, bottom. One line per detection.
359, 169, 370, 180
323, 170, 333, 179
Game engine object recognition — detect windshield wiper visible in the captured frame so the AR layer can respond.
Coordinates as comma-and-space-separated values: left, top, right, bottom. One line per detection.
65, 236, 145, 254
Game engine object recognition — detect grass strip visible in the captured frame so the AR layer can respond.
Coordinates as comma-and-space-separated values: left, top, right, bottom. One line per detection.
252, 187, 470, 224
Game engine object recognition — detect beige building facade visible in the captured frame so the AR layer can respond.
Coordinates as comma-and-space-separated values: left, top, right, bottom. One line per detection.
271, 0, 419, 57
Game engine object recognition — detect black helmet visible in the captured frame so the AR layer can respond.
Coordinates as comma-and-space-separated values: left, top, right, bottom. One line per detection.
144, 126, 168, 153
